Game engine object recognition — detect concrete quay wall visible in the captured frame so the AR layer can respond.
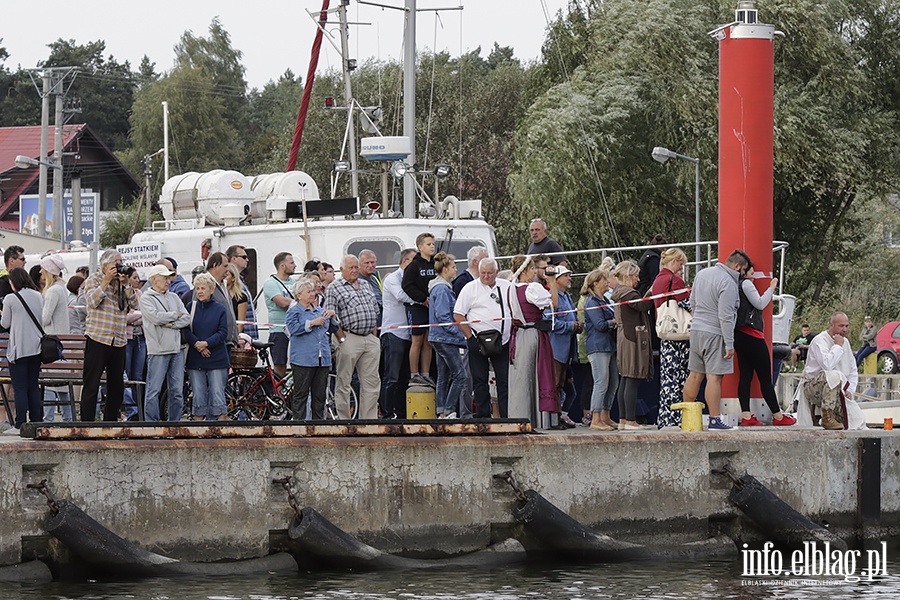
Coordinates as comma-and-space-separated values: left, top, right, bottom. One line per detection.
1, 430, 898, 566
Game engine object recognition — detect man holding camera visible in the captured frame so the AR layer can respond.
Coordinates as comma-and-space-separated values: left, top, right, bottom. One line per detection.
81, 250, 138, 422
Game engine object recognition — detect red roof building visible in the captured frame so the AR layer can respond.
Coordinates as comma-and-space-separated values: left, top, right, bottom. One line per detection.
0, 124, 140, 231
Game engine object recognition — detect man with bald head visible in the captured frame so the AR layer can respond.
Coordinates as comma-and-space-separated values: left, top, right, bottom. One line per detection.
324, 255, 381, 419
799, 311, 867, 430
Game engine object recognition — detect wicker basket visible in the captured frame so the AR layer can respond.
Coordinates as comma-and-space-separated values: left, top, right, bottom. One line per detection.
230, 347, 258, 369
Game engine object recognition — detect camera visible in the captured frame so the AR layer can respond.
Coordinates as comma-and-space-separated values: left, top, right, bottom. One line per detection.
544, 266, 557, 276
115, 264, 130, 275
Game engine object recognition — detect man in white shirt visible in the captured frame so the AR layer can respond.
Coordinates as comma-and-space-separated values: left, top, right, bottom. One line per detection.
799, 311, 866, 430
454, 258, 511, 418
380, 249, 416, 418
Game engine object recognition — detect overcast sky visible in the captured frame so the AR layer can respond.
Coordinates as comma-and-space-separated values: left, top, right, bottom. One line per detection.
3, 1, 570, 89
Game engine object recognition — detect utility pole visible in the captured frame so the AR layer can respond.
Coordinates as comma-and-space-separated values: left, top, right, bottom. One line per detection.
337, 0, 359, 199
162, 101, 169, 182
52, 78, 64, 242
26, 66, 78, 241
38, 71, 50, 237
402, 0, 416, 218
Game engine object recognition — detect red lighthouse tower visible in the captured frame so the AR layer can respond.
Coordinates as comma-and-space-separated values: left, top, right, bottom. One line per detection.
714, 1, 778, 410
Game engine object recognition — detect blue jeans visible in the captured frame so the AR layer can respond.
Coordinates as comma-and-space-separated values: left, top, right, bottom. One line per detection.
855, 344, 876, 366
43, 389, 73, 422
10, 353, 41, 428
145, 352, 185, 421
189, 368, 228, 419
380, 333, 411, 418
125, 335, 147, 381
588, 351, 619, 412
433, 342, 466, 415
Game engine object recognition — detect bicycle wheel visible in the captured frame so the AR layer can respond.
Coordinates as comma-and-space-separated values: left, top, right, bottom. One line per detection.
226, 372, 269, 420
325, 373, 359, 420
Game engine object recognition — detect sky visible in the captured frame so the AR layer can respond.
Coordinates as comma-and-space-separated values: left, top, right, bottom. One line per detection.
2, 0, 571, 89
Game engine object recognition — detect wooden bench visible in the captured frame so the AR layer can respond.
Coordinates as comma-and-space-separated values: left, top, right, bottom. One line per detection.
0, 334, 146, 423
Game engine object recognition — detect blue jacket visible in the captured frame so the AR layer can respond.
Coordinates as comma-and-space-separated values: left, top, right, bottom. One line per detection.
428, 278, 465, 346
184, 299, 229, 370
545, 290, 576, 364
285, 303, 337, 367
584, 293, 616, 354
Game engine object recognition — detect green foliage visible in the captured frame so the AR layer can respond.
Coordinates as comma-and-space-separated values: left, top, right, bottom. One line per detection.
511, 0, 900, 298
99, 201, 162, 248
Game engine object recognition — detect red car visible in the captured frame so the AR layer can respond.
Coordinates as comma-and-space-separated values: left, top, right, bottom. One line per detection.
876, 321, 900, 373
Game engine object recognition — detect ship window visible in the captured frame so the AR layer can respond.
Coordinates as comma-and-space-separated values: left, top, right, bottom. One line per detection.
435, 239, 489, 264
347, 240, 403, 268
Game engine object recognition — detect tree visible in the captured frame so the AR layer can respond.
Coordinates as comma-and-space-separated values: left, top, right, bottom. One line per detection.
126, 65, 241, 191
510, 0, 900, 292
174, 18, 249, 166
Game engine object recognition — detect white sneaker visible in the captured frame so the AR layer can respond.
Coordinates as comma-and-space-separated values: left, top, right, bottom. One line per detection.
0, 420, 11, 433
2, 426, 21, 436
445, 412, 457, 419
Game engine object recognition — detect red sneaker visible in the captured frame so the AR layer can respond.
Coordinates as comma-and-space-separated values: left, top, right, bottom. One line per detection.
773, 414, 797, 426
740, 415, 764, 427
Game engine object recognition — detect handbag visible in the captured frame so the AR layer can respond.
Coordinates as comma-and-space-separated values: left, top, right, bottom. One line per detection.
475, 329, 503, 357
655, 276, 692, 341
14, 291, 63, 363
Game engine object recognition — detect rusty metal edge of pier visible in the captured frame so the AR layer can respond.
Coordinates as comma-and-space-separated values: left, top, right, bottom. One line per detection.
19, 419, 532, 440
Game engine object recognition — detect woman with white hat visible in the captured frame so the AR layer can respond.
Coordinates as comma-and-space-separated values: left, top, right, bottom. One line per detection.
40, 254, 71, 422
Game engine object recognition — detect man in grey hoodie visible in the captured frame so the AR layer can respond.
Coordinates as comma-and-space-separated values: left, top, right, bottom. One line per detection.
140, 264, 192, 421
682, 249, 750, 430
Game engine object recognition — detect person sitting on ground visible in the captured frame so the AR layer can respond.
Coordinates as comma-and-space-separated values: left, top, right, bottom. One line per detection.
855, 316, 877, 367
789, 324, 815, 371
795, 312, 867, 430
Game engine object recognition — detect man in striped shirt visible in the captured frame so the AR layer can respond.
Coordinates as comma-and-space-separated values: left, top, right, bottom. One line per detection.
81, 249, 138, 422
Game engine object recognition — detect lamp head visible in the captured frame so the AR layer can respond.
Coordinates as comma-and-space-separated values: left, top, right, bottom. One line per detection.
14, 155, 38, 169
651, 147, 674, 164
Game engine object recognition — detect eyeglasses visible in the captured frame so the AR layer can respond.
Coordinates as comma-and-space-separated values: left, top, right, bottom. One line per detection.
236, 255, 249, 260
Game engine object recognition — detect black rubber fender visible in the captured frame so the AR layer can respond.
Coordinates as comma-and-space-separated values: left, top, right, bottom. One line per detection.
729, 473, 848, 551
513, 489, 736, 562
44, 500, 298, 577
287, 506, 525, 570
0, 560, 53, 583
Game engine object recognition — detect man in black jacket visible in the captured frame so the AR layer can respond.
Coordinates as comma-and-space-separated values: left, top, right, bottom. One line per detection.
401, 233, 436, 387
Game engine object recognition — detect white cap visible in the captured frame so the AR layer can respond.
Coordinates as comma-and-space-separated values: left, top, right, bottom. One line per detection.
147, 264, 175, 278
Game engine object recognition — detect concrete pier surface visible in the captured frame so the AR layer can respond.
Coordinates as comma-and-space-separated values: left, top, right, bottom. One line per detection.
1, 426, 898, 567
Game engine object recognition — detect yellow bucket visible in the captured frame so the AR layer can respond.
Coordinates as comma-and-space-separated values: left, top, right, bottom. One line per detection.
669, 402, 703, 432
406, 386, 436, 420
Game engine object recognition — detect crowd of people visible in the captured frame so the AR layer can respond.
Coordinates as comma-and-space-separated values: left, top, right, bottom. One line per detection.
0, 220, 875, 434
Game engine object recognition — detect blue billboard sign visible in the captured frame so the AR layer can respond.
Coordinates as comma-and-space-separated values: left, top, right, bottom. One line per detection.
19, 191, 97, 244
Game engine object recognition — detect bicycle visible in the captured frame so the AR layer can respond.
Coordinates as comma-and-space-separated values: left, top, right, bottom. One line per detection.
225, 340, 290, 420
324, 372, 359, 420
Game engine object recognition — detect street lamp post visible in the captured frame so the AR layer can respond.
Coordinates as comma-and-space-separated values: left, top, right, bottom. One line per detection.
652, 146, 701, 265
15, 154, 65, 249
